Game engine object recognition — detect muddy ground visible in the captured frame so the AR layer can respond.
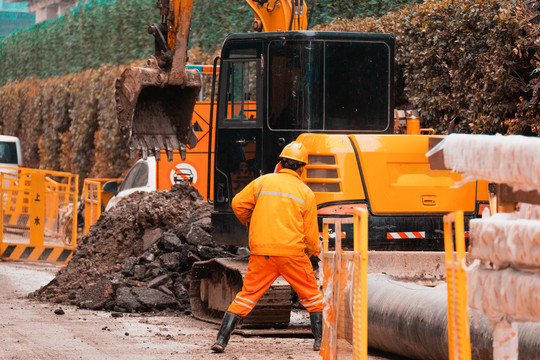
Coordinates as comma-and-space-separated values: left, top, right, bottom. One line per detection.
1, 261, 404, 360
0, 261, 321, 360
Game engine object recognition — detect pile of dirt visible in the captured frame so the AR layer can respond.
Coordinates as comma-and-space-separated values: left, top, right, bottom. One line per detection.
33, 183, 238, 313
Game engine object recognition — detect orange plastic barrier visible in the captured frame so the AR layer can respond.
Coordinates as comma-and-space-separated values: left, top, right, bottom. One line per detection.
0, 167, 78, 265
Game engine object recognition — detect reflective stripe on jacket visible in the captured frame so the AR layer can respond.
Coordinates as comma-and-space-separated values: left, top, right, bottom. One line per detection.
232, 168, 320, 257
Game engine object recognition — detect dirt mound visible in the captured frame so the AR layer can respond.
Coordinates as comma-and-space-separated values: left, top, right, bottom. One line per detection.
33, 182, 237, 313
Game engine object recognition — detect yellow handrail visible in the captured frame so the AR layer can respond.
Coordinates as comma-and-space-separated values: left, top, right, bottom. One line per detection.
353, 207, 368, 360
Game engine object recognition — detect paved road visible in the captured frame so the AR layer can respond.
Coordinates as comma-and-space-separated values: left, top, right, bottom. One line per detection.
0, 261, 323, 360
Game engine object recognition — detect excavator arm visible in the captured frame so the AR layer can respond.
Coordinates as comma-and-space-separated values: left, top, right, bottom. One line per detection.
115, 0, 308, 161
247, 0, 308, 32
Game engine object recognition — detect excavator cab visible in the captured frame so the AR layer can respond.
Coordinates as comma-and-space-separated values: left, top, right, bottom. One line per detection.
211, 31, 395, 245
115, 1, 394, 327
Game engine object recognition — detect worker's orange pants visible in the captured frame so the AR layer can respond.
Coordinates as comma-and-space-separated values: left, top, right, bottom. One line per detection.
227, 255, 323, 317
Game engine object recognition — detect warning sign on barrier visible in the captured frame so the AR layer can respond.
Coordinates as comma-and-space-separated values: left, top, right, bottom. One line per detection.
0, 167, 78, 265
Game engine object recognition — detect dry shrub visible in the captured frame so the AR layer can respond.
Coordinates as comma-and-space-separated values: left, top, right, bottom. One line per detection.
92, 67, 131, 178
0, 65, 131, 178
38, 76, 74, 170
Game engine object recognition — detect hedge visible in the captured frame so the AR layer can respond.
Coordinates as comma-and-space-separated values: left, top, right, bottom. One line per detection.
0, 0, 158, 85
317, 0, 540, 135
0, 0, 421, 85
0, 65, 132, 179
0, 0, 537, 182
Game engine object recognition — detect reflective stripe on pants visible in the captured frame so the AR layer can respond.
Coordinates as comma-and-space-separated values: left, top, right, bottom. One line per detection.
227, 255, 323, 317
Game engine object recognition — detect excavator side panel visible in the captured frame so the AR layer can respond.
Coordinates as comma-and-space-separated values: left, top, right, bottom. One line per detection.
351, 134, 477, 214
294, 132, 488, 252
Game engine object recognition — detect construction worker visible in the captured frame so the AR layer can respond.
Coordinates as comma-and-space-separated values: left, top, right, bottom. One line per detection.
211, 141, 323, 353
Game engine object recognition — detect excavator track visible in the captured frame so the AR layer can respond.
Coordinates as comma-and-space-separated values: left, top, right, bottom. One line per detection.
190, 258, 292, 328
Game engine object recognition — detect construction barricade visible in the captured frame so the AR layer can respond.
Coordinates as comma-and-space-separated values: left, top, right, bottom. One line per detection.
443, 210, 472, 360
0, 167, 78, 265
429, 134, 540, 360
320, 208, 368, 360
82, 178, 120, 234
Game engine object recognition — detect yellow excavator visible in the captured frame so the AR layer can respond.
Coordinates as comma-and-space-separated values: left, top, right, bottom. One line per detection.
115, 0, 488, 329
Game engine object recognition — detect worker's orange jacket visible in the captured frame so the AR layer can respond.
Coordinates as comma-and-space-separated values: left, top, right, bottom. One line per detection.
232, 168, 320, 257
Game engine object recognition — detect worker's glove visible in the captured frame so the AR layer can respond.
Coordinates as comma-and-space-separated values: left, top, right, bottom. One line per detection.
310, 255, 321, 271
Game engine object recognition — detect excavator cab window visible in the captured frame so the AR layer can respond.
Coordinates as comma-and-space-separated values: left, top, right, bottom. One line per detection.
268, 40, 324, 130
325, 41, 391, 131
214, 47, 263, 210
267, 38, 392, 133
223, 60, 259, 126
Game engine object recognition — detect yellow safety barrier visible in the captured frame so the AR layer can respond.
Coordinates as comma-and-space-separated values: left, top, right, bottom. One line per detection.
82, 178, 120, 234
353, 208, 368, 360
443, 210, 471, 360
0, 167, 78, 265
320, 208, 369, 360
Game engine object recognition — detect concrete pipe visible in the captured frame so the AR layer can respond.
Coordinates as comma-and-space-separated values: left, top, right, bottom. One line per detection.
366, 274, 540, 360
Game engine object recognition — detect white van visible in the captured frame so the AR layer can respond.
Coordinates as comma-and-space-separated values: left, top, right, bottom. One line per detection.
0, 135, 23, 171
103, 156, 157, 211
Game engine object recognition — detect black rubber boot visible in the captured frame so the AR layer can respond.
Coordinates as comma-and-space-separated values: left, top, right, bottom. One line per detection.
211, 311, 241, 353
310, 311, 323, 351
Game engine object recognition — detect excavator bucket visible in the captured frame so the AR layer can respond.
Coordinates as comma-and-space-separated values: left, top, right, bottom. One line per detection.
116, 65, 200, 161
115, 0, 201, 161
